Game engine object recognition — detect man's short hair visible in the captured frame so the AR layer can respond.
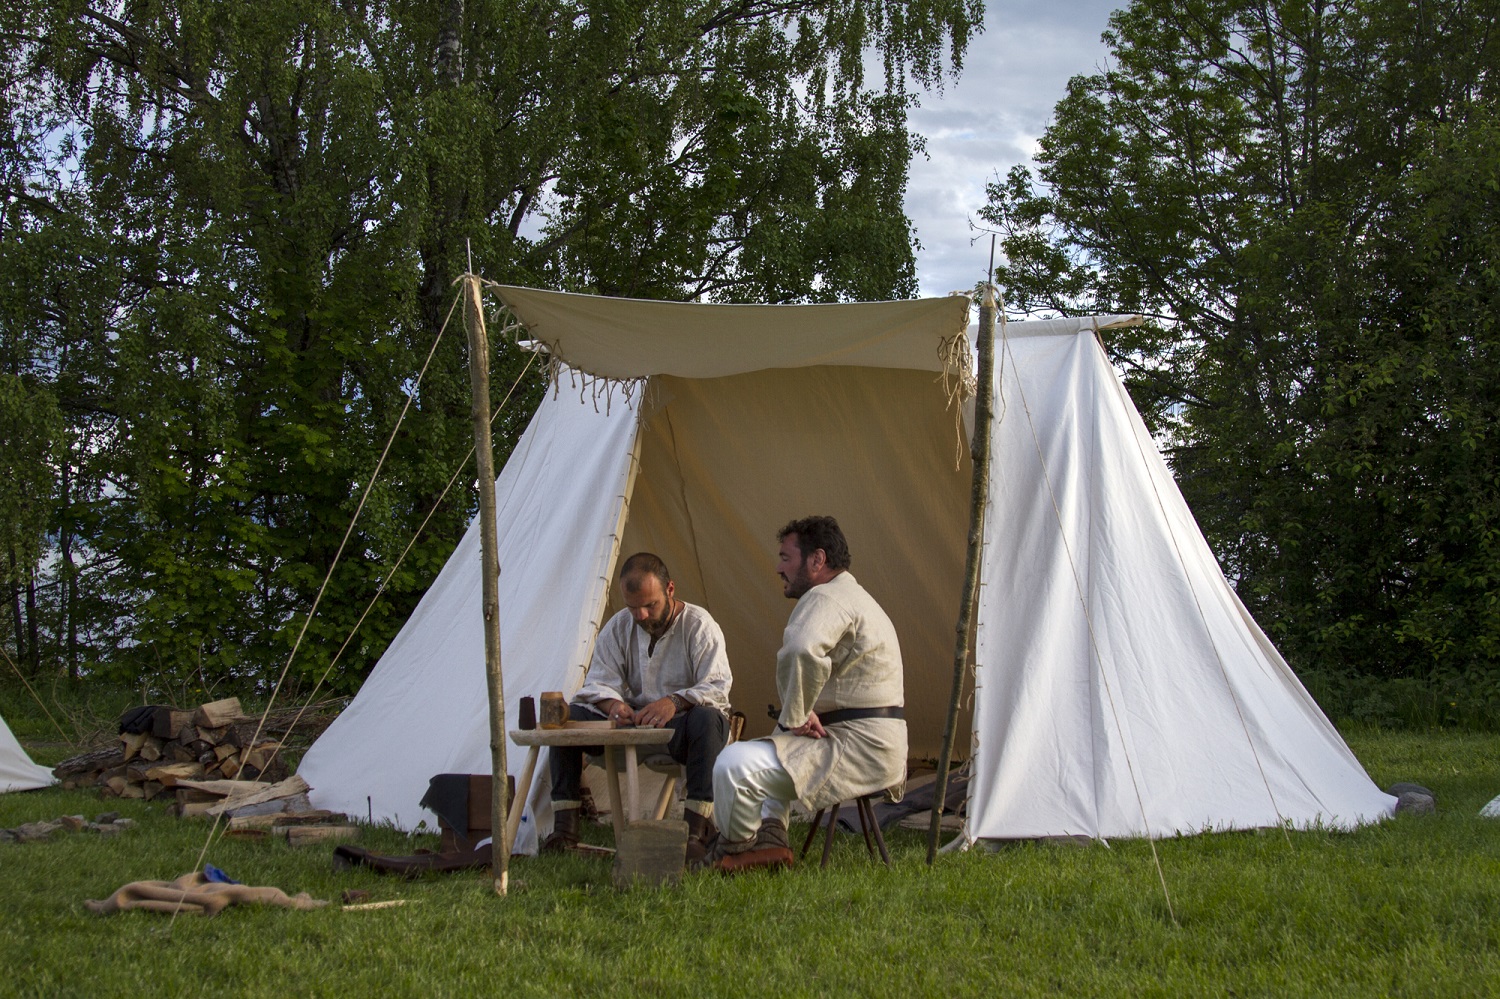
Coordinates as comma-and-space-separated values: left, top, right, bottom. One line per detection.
619, 552, 672, 592
777, 516, 851, 571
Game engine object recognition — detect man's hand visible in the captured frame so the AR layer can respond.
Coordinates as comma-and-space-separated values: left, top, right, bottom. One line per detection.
791, 711, 827, 739
602, 699, 636, 727
634, 695, 678, 728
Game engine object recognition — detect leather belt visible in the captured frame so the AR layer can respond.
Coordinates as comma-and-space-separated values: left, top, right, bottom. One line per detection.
774, 705, 904, 730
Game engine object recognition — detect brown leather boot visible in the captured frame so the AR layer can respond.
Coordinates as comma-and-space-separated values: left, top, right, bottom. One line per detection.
684, 808, 718, 863
541, 805, 579, 854
753, 816, 790, 851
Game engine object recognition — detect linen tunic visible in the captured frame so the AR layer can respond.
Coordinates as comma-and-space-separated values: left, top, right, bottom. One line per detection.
573, 602, 732, 713
766, 571, 907, 810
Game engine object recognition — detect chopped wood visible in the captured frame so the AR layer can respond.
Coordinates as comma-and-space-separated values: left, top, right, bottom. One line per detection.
175, 787, 222, 805
120, 731, 146, 762
212, 743, 238, 761
52, 745, 124, 780
105, 776, 128, 796
153, 708, 196, 741
284, 825, 359, 847
142, 780, 167, 800
194, 697, 244, 728
145, 762, 205, 785
167, 743, 198, 763
176, 778, 274, 796
196, 724, 229, 744
242, 742, 279, 772
138, 736, 163, 762
176, 801, 217, 818
203, 775, 310, 816
118, 782, 145, 800
218, 757, 241, 779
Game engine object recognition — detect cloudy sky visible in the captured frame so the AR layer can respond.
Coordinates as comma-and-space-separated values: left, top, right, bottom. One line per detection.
905, 0, 1123, 298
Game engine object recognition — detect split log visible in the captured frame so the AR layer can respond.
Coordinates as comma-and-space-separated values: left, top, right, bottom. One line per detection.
145, 762, 205, 785
196, 724, 229, 744
193, 697, 244, 728
176, 786, 223, 805
152, 708, 195, 741
284, 825, 359, 847
138, 736, 164, 762
176, 801, 217, 818
120, 731, 146, 762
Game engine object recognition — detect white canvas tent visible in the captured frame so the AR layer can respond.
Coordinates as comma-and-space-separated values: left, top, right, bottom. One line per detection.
298, 287, 1394, 851
1, 712, 55, 793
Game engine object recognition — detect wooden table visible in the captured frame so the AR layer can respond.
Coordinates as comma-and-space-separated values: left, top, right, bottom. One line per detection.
506, 726, 673, 852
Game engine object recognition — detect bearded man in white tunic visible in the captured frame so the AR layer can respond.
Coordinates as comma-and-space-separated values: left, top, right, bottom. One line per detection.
542, 552, 732, 857
706, 516, 906, 872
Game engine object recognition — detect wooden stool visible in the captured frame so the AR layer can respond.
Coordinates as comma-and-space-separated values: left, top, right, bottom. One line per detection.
800, 793, 892, 868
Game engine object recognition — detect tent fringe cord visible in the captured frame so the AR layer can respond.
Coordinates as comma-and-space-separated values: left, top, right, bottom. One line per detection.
1001, 313, 1178, 926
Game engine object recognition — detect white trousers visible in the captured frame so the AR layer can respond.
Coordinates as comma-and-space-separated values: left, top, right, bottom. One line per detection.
712, 740, 795, 843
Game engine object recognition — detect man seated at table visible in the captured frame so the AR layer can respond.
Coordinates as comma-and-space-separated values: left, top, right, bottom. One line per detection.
704, 515, 907, 872
542, 552, 732, 857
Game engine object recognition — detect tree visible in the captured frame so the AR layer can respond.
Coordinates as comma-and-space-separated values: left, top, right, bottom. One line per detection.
0, 0, 982, 690
981, 0, 1500, 688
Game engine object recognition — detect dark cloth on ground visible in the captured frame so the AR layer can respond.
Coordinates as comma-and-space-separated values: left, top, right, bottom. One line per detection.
332, 842, 492, 877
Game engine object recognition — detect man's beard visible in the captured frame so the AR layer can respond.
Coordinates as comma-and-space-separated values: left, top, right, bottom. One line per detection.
638, 604, 674, 637
782, 564, 814, 599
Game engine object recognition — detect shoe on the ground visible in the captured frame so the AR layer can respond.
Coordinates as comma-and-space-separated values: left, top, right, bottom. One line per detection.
540, 805, 579, 854
684, 809, 718, 864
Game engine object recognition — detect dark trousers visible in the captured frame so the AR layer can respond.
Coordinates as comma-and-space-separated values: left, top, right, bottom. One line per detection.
549, 701, 728, 804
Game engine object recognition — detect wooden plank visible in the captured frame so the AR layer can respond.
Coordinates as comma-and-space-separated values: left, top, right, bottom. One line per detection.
203, 775, 311, 816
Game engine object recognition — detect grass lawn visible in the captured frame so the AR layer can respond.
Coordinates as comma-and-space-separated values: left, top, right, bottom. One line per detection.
1, 727, 1497, 997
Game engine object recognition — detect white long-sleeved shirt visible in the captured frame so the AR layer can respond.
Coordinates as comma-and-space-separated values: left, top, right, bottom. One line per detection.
573, 602, 732, 712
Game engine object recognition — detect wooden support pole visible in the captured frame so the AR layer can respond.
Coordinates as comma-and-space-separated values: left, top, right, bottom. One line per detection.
463, 273, 510, 895
927, 281, 997, 864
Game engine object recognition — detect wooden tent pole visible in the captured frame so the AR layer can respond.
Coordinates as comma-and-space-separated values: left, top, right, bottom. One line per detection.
463, 273, 510, 896
927, 280, 997, 865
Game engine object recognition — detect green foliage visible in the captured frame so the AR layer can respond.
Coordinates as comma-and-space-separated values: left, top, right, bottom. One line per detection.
0, 1, 982, 690
982, 0, 1500, 686
1, 727, 1499, 995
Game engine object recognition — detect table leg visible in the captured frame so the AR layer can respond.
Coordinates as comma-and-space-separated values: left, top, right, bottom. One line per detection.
505, 746, 540, 855
624, 744, 641, 823
605, 748, 625, 839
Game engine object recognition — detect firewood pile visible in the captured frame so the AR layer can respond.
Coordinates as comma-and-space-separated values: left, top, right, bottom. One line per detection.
54, 697, 293, 808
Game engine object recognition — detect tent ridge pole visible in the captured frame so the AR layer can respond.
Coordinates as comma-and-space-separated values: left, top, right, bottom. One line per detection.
464, 273, 510, 895
927, 281, 997, 864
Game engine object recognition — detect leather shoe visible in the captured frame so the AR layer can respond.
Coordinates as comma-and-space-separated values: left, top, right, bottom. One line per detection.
541, 805, 579, 854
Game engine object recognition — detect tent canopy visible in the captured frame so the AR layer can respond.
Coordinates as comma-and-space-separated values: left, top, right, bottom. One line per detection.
298, 288, 1393, 850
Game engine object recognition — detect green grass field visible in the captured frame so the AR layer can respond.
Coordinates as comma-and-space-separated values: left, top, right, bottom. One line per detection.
1, 727, 1497, 997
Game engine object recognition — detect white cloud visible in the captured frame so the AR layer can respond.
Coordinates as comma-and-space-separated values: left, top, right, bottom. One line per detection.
907, 1, 1121, 297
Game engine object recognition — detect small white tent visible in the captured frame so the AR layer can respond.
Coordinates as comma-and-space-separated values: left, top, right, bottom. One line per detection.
298, 288, 1394, 851
1, 712, 55, 792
